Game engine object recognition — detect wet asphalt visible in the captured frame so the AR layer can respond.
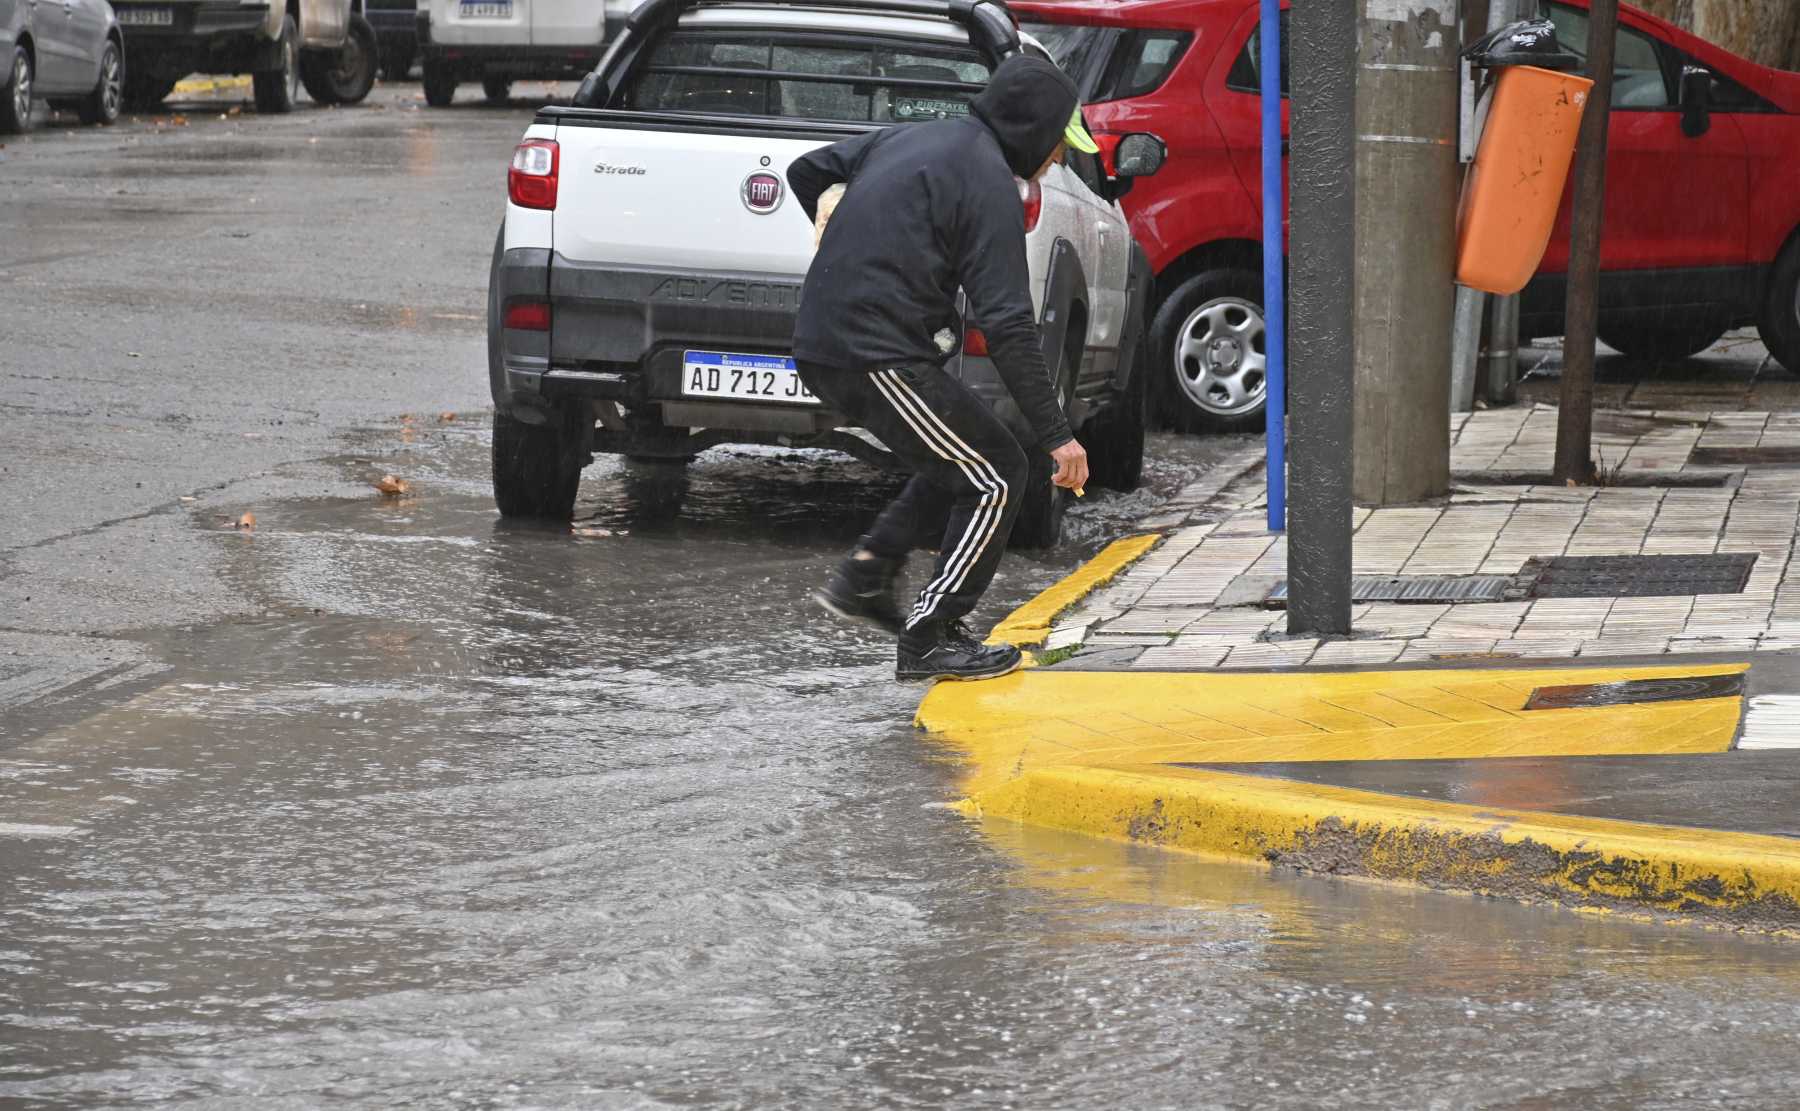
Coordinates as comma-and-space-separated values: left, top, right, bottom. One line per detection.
8, 84, 1800, 1107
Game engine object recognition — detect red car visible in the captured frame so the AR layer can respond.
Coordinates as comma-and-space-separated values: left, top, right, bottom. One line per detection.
1015, 0, 1800, 431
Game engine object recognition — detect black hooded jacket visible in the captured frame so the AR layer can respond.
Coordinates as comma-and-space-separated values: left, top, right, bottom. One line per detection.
787, 54, 1078, 451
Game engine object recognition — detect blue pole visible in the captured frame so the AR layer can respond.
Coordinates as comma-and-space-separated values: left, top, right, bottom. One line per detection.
1260, 0, 1288, 533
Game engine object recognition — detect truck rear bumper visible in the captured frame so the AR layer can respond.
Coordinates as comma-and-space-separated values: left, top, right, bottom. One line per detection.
417, 15, 601, 79
493, 251, 848, 448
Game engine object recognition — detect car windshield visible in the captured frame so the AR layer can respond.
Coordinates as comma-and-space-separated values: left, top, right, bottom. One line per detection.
623, 32, 992, 123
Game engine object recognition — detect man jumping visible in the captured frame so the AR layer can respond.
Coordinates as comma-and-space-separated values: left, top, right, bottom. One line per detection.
788, 53, 1095, 683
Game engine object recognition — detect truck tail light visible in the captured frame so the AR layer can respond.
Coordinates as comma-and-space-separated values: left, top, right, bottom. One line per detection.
964, 327, 989, 356
508, 139, 559, 210
504, 300, 550, 331
1018, 178, 1042, 232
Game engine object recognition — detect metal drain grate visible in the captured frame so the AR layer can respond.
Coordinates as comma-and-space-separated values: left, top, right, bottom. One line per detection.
1524, 673, 1745, 711
1522, 553, 1757, 600
1267, 574, 1512, 606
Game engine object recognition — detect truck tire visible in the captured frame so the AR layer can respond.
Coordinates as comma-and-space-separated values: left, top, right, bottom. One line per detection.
1758, 238, 1800, 379
77, 40, 123, 125
300, 15, 377, 106
482, 76, 511, 104
1, 45, 33, 134
1009, 330, 1080, 550
422, 58, 456, 106
1083, 332, 1149, 493
1010, 456, 1068, 551
1598, 323, 1725, 364
253, 15, 301, 114
1153, 268, 1268, 434
122, 71, 175, 110
493, 408, 589, 520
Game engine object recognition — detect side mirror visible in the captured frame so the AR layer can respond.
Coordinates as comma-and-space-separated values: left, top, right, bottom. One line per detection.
1113, 132, 1167, 178
1681, 66, 1712, 138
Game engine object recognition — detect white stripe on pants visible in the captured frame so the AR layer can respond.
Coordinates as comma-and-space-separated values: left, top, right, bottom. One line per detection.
868, 368, 1010, 627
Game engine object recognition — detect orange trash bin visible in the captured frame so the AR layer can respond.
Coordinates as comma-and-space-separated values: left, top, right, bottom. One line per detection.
1456, 65, 1595, 296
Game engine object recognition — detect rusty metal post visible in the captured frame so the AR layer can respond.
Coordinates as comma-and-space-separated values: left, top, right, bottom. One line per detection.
1554, 0, 1619, 484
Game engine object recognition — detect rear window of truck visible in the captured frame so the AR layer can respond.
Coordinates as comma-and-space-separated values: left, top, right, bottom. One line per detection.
623, 32, 992, 123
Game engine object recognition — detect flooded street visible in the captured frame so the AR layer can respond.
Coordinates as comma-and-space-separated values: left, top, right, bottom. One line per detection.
8, 428, 1800, 1107
8, 85, 1800, 1108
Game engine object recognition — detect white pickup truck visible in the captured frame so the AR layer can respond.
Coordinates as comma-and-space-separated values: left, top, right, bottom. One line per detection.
486, 0, 1165, 546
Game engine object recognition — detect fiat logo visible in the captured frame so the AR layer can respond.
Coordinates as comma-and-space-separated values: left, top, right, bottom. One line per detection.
741, 171, 784, 214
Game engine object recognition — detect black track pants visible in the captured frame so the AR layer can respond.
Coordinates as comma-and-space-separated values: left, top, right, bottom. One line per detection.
799, 361, 1030, 629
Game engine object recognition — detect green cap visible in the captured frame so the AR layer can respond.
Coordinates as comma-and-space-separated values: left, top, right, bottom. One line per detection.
1064, 107, 1100, 155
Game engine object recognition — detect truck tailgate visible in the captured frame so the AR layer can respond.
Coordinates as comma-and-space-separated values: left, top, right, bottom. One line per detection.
550, 115, 852, 273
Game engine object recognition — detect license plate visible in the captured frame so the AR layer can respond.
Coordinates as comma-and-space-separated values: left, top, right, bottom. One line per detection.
681, 351, 819, 406
458, 0, 512, 17
116, 6, 174, 25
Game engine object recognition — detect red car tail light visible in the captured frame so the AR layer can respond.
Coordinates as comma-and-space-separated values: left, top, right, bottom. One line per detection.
503, 300, 551, 331
964, 327, 990, 356
508, 139, 559, 210
1018, 178, 1042, 232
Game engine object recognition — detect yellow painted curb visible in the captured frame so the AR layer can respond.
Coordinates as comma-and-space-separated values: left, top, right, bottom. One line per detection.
987, 533, 1160, 648
918, 664, 1746, 800
171, 75, 254, 95
965, 763, 1800, 932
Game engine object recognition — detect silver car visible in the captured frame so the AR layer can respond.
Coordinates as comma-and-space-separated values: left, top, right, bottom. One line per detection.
1, 0, 124, 132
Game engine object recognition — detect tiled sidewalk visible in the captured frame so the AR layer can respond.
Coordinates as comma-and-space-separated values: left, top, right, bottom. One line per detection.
1052, 407, 1800, 670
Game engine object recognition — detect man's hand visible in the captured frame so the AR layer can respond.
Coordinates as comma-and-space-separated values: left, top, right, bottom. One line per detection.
1049, 439, 1089, 493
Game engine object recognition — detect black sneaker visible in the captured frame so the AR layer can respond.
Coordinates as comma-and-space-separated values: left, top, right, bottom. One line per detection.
896, 620, 1023, 682
815, 550, 907, 635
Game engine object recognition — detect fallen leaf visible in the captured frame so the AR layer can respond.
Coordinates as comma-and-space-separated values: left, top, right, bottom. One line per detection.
571, 526, 613, 538
374, 474, 409, 496
126, 351, 141, 358
438, 412, 456, 423
171, 114, 189, 126
233, 512, 256, 531
400, 414, 416, 424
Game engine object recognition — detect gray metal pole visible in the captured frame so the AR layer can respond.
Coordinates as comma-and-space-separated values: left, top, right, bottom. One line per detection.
1452, 0, 1532, 414
1351, 0, 1459, 505
1480, 0, 1533, 405
1286, 0, 1357, 637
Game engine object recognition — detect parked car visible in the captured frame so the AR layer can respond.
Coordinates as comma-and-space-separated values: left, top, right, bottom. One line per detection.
367, 0, 414, 78
416, 0, 620, 106
109, 0, 376, 112
1014, 0, 1800, 431
486, 0, 1164, 546
1, 0, 124, 131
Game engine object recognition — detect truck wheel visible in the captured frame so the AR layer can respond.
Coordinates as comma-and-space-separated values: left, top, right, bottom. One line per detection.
1, 46, 33, 134
482, 76, 511, 104
422, 58, 456, 106
493, 408, 590, 520
1009, 334, 1079, 550
300, 15, 377, 106
1153, 268, 1268, 434
1598, 324, 1725, 364
122, 71, 175, 110
1010, 456, 1068, 551
77, 40, 123, 125
253, 15, 301, 114
1758, 239, 1800, 378
1082, 332, 1149, 493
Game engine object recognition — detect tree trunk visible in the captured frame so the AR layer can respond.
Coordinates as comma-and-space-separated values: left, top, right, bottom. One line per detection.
1635, 0, 1800, 72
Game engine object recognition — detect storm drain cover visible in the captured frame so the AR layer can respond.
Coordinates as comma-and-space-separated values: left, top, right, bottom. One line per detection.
1524, 673, 1745, 711
1522, 553, 1757, 599
1267, 574, 1512, 606
1688, 446, 1800, 467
